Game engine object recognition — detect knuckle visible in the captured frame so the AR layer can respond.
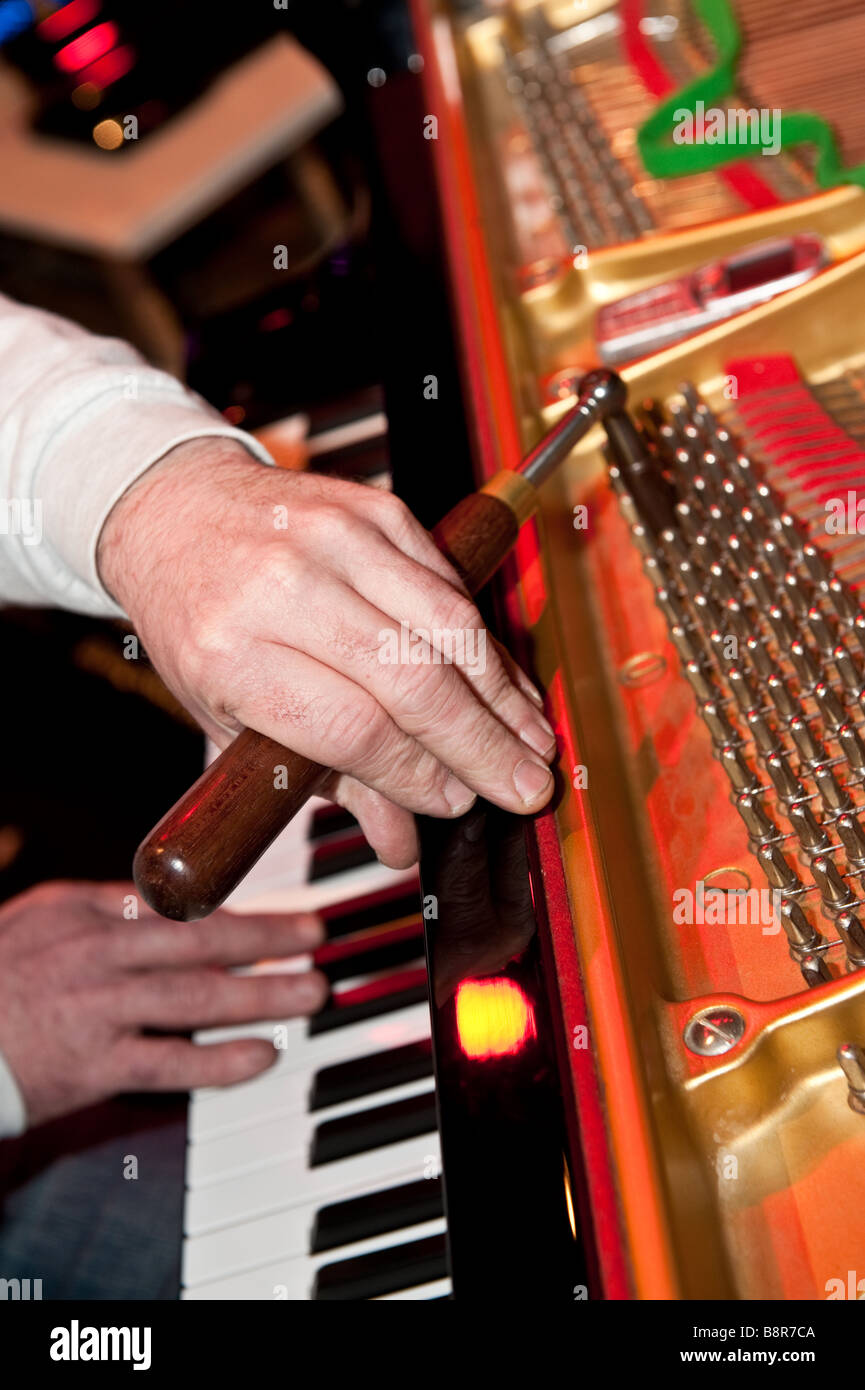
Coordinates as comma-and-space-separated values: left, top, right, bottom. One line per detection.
321, 695, 390, 768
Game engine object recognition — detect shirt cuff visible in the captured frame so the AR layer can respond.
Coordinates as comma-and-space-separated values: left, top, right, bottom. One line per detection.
0, 1047, 26, 1140
37, 396, 274, 617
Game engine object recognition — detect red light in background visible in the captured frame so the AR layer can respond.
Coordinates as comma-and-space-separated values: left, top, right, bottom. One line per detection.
54, 20, 118, 73
38, 0, 101, 43
455, 978, 536, 1060
73, 43, 135, 92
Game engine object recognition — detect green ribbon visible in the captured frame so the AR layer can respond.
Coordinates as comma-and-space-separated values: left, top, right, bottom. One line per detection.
636, 0, 865, 191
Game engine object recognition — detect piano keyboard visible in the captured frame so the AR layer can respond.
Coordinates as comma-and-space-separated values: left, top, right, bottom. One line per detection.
181, 799, 450, 1300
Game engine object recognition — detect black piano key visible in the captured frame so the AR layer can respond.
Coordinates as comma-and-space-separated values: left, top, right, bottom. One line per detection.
309, 969, 429, 1036
315, 923, 424, 985
313, 1233, 448, 1300
310, 830, 377, 881
321, 884, 422, 940
310, 1091, 438, 1167
310, 1037, 433, 1111
310, 804, 359, 840
311, 1176, 444, 1253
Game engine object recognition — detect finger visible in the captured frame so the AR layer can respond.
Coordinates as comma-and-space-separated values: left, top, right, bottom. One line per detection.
109, 1034, 280, 1093
234, 602, 555, 817
104, 911, 324, 971
110, 965, 329, 1029
329, 529, 553, 748
322, 773, 419, 869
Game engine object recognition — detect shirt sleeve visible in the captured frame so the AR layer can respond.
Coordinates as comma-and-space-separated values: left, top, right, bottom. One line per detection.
0, 1046, 26, 1140
0, 292, 273, 617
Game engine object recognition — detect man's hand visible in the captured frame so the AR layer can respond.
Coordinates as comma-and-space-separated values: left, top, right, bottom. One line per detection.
97, 440, 557, 868
0, 880, 328, 1129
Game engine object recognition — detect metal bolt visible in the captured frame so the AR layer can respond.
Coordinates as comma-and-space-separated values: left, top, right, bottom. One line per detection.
683, 1006, 746, 1057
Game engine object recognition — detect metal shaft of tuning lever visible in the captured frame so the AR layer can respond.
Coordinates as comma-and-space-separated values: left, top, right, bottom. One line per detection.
837, 913, 865, 970
838, 1043, 865, 1112
134, 368, 629, 921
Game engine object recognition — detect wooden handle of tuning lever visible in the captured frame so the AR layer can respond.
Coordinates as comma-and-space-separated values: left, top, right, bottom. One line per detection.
133, 481, 532, 920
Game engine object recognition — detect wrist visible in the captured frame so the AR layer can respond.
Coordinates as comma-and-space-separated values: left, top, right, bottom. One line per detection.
97, 436, 264, 614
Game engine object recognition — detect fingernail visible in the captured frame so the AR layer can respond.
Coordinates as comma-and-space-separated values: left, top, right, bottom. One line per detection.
444, 773, 476, 815
517, 671, 545, 707
513, 759, 554, 805
520, 716, 557, 759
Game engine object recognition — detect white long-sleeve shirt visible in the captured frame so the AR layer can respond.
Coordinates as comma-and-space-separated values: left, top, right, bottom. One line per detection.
0, 294, 274, 1138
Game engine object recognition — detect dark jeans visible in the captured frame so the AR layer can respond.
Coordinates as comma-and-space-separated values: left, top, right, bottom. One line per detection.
0, 1095, 187, 1300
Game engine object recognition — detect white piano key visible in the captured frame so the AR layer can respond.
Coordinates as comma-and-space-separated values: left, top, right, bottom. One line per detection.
182, 1217, 447, 1300
188, 1074, 436, 1187
189, 1002, 432, 1140
184, 1165, 441, 1286
373, 1278, 452, 1300
186, 1133, 441, 1237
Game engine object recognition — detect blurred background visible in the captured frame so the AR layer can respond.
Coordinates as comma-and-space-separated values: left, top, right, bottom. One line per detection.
0, 0, 472, 902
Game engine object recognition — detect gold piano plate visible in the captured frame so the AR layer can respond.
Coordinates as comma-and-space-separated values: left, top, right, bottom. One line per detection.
526, 251, 865, 1298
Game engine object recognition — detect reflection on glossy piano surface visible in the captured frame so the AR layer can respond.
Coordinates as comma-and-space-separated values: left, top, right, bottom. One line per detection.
168, 0, 865, 1300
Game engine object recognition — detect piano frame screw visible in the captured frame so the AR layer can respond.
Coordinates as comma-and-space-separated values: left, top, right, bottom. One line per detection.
683, 1006, 746, 1057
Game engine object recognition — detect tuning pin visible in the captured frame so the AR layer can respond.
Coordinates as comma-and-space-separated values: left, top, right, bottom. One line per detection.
674, 500, 700, 546
755, 483, 782, 525
766, 605, 797, 651
802, 543, 833, 588
654, 586, 687, 628
727, 665, 760, 714
747, 566, 774, 608
778, 897, 820, 953
789, 641, 822, 691
745, 707, 779, 756
784, 572, 812, 619
676, 560, 702, 600
779, 511, 805, 555
837, 913, 865, 971
827, 577, 859, 624
713, 427, 739, 467
758, 842, 804, 896
708, 561, 738, 606
629, 523, 657, 559
724, 600, 750, 646
670, 624, 703, 665
745, 635, 774, 682
836, 813, 865, 866
852, 614, 865, 663
838, 1042, 865, 1112
736, 791, 778, 842
661, 527, 689, 566
684, 660, 720, 704
767, 673, 801, 724
811, 854, 858, 911
814, 763, 853, 816
806, 606, 836, 657
834, 643, 863, 697
761, 538, 787, 582
800, 952, 833, 987
788, 800, 831, 855
838, 723, 865, 778
720, 743, 760, 794
740, 506, 764, 548
765, 750, 806, 804
789, 716, 826, 768
815, 682, 847, 733
693, 591, 724, 631
700, 701, 740, 747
